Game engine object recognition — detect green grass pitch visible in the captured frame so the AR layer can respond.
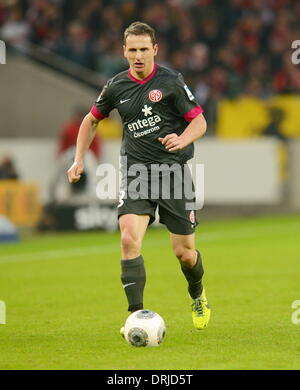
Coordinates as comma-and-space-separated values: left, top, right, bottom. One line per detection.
0, 214, 299, 370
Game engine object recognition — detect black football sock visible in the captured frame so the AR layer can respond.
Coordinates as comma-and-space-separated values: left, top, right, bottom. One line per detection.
180, 250, 204, 299
121, 255, 146, 312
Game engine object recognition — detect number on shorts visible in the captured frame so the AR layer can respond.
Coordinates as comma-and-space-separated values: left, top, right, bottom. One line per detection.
117, 190, 126, 208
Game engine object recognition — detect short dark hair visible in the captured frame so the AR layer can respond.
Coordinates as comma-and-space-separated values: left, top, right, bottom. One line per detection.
124, 21, 156, 46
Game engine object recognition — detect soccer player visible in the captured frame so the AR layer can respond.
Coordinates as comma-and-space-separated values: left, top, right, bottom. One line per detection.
67, 22, 211, 330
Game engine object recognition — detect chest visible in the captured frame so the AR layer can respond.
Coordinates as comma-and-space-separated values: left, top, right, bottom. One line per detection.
114, 79, 173, 122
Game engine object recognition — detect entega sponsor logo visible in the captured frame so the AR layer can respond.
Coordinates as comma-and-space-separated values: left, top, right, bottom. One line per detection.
127, 115, 162, 132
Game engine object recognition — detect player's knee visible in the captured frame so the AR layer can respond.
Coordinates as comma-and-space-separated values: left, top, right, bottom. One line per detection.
121, 231, 141, 256
174, 246, 195, 267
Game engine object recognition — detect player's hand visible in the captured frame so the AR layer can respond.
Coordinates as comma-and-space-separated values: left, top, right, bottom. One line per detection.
67, 161, 84, 183
158, 134, 187, 152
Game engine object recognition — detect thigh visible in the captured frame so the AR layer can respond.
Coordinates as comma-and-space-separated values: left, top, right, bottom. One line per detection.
117, 171, 157, 225
170, 232, 196, 252
158, 165, 198, 235
158, 197, 198, 235
118, 196, 157, 225
119, 213, 151, 243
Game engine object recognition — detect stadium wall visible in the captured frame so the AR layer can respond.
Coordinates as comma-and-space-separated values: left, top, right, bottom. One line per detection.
0, 137, 285, 206
0, 55, 97, 137
288, 140, 300, 210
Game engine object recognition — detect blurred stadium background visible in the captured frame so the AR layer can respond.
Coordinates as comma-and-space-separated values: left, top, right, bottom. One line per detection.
1, 0, 300, 235
0, 0, 300, 234
1, 0, 300, 371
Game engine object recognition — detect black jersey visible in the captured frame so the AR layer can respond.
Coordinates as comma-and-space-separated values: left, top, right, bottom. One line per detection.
91, 64, 203, 166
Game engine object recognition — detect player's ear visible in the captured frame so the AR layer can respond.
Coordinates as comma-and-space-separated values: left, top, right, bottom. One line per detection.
154, 44, 158, 56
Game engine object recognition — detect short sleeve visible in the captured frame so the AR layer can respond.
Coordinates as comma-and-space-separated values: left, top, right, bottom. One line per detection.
90, 79, 114, 120
173, 74, 204, 122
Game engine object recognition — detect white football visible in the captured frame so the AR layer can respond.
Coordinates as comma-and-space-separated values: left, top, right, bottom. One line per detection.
124, 309, 166, 347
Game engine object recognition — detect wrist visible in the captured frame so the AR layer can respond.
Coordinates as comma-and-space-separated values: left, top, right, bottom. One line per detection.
179, 135, 190, 148
74, 158, 84, 164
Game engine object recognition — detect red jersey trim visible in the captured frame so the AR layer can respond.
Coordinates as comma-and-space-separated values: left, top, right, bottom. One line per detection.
128, 64, 157, 85
183, 105, 204, 122
90, 105, 107, 120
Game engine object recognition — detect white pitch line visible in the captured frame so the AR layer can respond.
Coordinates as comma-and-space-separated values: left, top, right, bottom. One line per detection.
0, 239, 167, 265
0, 244, 119, 265
0, 222, 299, 265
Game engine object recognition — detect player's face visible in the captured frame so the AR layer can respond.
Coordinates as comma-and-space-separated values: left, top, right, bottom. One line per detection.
124, 34, 158, 79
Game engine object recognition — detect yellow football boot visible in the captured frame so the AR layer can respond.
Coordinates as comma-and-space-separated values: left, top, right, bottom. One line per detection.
191, 288, 211, 330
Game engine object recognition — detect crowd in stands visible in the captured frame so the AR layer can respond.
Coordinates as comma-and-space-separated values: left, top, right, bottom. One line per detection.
1, 0, 300, 117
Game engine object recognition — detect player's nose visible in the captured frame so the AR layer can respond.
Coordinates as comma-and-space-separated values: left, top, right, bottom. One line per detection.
135, 50, 143, 60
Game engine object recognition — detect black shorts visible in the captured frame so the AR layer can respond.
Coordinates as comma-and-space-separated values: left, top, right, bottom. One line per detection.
117, 164, 199, 235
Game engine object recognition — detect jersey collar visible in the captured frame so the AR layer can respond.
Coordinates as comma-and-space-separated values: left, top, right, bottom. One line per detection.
128, 64, 157, 85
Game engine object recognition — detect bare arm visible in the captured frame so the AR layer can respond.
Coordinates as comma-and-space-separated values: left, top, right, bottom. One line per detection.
67, 112, 100, 183
158, 113, 207, 152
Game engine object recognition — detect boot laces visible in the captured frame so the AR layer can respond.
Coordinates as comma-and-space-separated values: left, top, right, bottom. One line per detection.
193, 298, 204, 316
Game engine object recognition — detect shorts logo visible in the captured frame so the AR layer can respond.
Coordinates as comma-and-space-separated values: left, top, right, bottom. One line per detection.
189, 211, 195, 224
149, 89, 162, 102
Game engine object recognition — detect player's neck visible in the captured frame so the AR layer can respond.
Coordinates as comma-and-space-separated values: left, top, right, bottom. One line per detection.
129, 63, 156, 81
